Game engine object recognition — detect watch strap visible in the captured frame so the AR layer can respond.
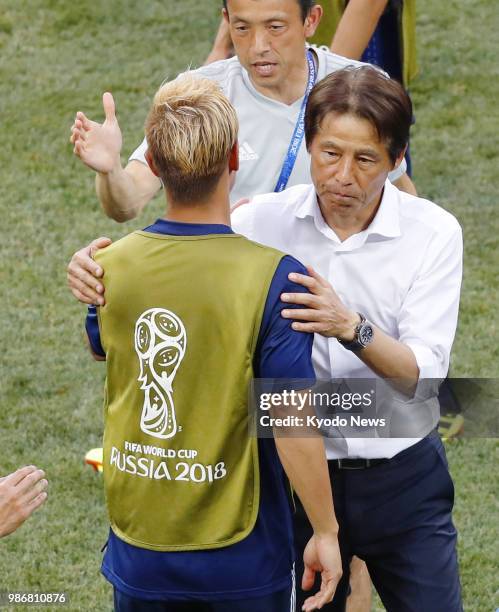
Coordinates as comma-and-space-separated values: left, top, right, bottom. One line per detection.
337, 313, 370, 352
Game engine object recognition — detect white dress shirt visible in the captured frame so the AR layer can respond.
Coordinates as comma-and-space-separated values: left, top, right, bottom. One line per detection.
231, 181, 463, 459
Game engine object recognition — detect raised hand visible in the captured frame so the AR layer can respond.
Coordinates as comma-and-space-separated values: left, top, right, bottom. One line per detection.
70, 92, 123, 174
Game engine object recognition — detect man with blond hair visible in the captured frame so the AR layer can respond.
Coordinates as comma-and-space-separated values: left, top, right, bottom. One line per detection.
84, 74, 342, 612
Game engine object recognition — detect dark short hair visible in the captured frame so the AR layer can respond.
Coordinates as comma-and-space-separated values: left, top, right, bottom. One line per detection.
305, 66, 413, 164
223, 0, 315, 22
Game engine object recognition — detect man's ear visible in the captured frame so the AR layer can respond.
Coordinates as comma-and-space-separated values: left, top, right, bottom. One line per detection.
145, 149, 160, 177
304, 5, 323, 39
229, 141, 239, 173
223, 7, 229, 24
392, 145, 408, 171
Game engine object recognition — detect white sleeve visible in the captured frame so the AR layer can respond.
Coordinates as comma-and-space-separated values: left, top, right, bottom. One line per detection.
388, 157, 407, 182
398, 223, 463, 380
129, 136, 148, 165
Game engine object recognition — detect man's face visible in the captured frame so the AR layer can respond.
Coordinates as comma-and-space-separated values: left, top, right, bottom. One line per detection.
224, 0, 317, 92
309, 112, 403, 221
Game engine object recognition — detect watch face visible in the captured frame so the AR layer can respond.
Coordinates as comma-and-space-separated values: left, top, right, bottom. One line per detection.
359, 324, 374, 346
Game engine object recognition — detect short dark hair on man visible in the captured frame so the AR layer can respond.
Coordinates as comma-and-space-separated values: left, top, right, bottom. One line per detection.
223, 0, 315, 22
305, 66, 413, 164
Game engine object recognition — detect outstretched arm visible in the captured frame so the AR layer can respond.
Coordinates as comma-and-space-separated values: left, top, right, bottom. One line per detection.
70, 93, 161, 221
95, 160, 161, 222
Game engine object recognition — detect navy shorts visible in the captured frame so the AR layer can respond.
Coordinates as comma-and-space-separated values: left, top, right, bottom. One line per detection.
113, 585, 293, 612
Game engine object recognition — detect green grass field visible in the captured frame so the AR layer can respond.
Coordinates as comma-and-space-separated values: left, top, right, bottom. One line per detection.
0, 1, 497, 611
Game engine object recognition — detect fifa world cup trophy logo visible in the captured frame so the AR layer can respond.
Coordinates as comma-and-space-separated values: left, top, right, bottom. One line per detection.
134, 308, 187, 439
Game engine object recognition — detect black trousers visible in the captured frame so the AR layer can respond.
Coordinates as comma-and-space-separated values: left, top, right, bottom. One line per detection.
294, 434, 463, 612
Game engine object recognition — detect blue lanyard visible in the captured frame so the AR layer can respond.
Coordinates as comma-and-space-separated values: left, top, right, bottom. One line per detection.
274, 49, 317, 193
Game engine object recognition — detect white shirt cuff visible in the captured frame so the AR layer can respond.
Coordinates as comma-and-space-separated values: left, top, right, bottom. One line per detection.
406, 342, 444, 380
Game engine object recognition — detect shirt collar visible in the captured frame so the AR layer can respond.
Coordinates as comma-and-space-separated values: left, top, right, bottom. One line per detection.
294, 180, 401, 243
366, 181, 402, 239
144, 218, 234, 236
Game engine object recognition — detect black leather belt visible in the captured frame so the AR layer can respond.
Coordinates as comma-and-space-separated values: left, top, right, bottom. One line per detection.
329, 457, 390, 471
328, 431, 438, 470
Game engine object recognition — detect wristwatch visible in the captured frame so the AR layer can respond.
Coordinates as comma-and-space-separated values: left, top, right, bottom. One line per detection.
337, 313, 374, 352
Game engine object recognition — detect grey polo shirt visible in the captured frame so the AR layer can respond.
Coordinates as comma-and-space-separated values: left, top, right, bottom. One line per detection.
130, 47, 406, 205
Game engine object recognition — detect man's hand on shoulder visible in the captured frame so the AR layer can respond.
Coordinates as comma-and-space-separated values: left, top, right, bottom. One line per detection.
67, 237, 112, 305
70, 92, 122, 174
280, 266, 359, 340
